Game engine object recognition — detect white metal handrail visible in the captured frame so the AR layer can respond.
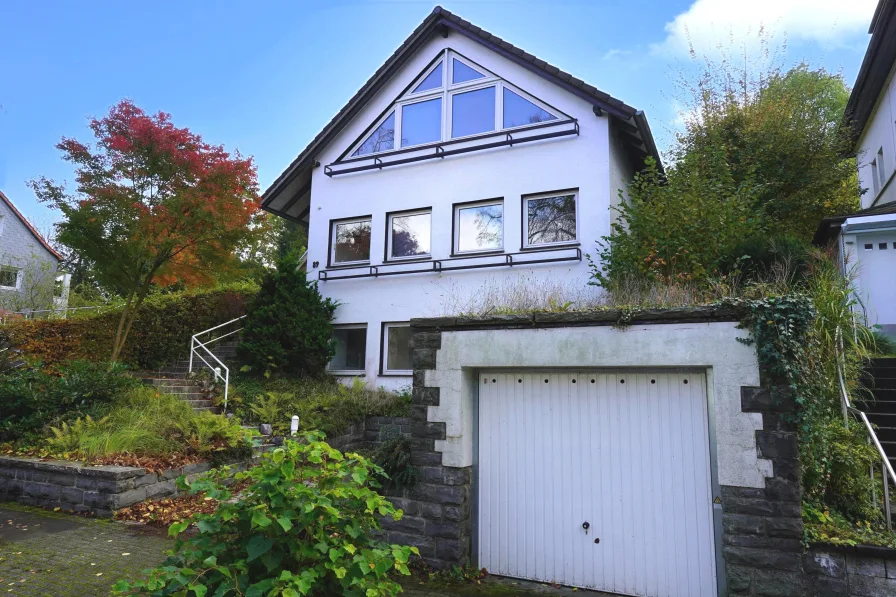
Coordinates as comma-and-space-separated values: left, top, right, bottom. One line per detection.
189, 315, 246, 412
0, 305, 111, 324
836, 330, 895, 529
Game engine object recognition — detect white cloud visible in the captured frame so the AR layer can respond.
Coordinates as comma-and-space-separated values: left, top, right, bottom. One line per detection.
602, 48, 632, 60
652, 0, 876, 57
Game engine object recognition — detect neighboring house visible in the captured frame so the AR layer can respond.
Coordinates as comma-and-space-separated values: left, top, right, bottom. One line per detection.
0, 190, 69, 315
262, 6, 660, 387
815, 0, 896, 338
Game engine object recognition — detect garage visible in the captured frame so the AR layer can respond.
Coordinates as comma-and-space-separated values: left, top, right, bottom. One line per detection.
477, 370, 718, 597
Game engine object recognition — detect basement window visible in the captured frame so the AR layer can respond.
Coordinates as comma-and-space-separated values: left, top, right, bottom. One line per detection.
0, 267, 18, 289
329, 325, 367, 375
331, 217, 371, 266
382, 323, 413, 374
523, 191, 578, 248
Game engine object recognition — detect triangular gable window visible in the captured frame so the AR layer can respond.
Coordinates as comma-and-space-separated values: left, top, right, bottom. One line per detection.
344, 50, 569, 159
412, 62, 442, 93
353, 111, 395, 156
452, 58, 485, 84
503, 88, 557, 128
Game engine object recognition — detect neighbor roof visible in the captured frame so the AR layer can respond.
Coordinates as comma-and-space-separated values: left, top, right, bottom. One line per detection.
813, 201, 896, 245
261, 5, 662, 218
0, 191, 62, 261
844, 0, 896, 143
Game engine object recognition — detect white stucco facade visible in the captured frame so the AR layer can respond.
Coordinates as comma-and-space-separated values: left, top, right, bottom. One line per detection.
856, 59, 896, 210
303, 32, 637, 388
423, 322, 769, 489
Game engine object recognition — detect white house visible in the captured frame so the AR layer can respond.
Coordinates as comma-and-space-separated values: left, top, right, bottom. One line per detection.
0, 190, 69, 315
262, 7, 660, 386
816, 0, 896, 338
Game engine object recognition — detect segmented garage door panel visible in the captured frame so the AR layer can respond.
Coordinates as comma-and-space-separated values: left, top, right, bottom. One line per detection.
478, 371, 716, 597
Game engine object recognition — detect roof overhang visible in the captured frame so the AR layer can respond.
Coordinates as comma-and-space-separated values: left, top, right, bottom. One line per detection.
813, 201, 896, 245
261, 6, 662, 221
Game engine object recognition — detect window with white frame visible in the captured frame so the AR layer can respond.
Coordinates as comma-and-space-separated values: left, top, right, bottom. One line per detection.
387, 209, 431, 260
523, 191, 578, 247
346, 50, 563, 157
329, 325, 367, 374
331, 217, 371, 265
872, 158, 880, 195
0, 267, 19, 289
877, 147, 887, 190
382, 323, 413, 374
454, 200, 503, 254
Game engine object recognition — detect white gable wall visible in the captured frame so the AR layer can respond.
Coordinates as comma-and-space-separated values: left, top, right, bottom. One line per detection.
857, 60, 896, 209
306, 32, 619, 387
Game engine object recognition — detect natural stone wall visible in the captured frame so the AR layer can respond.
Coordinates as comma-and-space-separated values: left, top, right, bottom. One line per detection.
327, 416, 413, 453
0, 456, 212, 517
721, 386, 806, 595
805, 546, 896, 596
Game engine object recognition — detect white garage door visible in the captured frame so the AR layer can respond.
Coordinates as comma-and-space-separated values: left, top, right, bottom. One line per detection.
858, 233, 896, 330
477, 370, 717, 597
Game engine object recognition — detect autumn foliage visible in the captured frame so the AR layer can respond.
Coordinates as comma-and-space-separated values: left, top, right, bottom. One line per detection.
31, 100, 260, 361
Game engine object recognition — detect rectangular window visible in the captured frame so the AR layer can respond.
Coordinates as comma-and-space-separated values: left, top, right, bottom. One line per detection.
878, 147, 887, 189
454, 200, 503, 254
451, 86, 495, 138
0, 267, 18, 289
523, 191, 578, 247
864, 244, 874, 251
388, 209, 431, 260
382, 323, 413, 374
331, 217, 371, 265
329, 325, 367, 374
401, 97, 442, 147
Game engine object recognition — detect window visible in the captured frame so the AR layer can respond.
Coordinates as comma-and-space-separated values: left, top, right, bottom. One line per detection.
880, 243, 889, 250
353, 112, 395, 157
331, 217, 371, 265
523, 191, 578, 247
344, 50, 565, 158
329, 325, 367, 374
872, 159, 880, 195
0, 267, 18, 289
387, 209, 431, 260
865, 244, 874, 251
503, 88, 557, 128
382, 323, 413, 374
452, 87, 495, 138
878, 147, 887, 189
454, 200, 503, 254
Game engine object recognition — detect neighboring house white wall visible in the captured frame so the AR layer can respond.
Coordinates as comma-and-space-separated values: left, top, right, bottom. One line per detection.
305, 33, 627, 388
0, 197, 64, 313
857, 60, 896, 209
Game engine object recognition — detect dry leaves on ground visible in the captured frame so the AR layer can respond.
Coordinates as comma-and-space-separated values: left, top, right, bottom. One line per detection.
114, 480, 250, 528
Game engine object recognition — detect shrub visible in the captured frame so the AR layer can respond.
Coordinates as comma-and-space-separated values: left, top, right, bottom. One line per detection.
231, 377, 411, 437
717, 235, 811, 285
238, 251, 337, 378
371, 435, 418, 490
0, 360, 139, 444
0, 283, 255, 370
45, 387, 250, 458
114, 433, 419, 597
871, 329, 896, 356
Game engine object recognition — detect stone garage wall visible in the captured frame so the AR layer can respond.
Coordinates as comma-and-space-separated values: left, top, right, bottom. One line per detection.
0, 456, 213, 517
805, 547, 896, 596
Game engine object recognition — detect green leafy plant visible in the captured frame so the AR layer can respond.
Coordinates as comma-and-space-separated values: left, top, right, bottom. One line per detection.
238, 250, 337, 379
371, 433, 417, 490
114, 432, 419, 597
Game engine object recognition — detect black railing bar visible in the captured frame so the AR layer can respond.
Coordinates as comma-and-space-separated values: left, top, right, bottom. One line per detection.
335, 118, 577, 166
326, 127, 579, 177
318, 253, 581, 281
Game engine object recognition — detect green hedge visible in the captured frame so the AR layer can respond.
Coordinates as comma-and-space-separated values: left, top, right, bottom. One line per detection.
0, 283, 257, 370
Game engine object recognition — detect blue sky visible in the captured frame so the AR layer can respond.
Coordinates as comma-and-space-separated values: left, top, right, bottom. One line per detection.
0, 0, 878, 231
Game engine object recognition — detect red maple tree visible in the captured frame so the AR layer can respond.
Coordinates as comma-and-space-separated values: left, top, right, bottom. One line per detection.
31, 100, 260, 362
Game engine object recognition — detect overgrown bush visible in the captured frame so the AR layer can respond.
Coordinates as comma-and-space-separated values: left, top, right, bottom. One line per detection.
231, 377, 411, 437
45, 387, 250, 459
717, 235, 811, 285
238, 250, 337, 378
0, 283, 255, 370
0, 360, 139, 444
371, 435, 418, 490
114, 433, 419, 597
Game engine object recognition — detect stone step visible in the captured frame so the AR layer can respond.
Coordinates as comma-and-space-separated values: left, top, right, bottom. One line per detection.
185, 400, 215, 408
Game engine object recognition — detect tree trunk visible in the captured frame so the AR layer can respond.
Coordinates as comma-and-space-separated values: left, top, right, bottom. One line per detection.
109, 290, 136, 363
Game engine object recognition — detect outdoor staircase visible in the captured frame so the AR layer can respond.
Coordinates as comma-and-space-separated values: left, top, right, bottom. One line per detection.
860, 357, 896, 470
138, 339, 240, 415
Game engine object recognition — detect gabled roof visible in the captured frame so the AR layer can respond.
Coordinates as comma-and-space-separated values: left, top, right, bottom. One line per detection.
813, 201, 896, 245
262, 5, 661, 219
844, 0, 896, 143
0, 191, 63, 261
